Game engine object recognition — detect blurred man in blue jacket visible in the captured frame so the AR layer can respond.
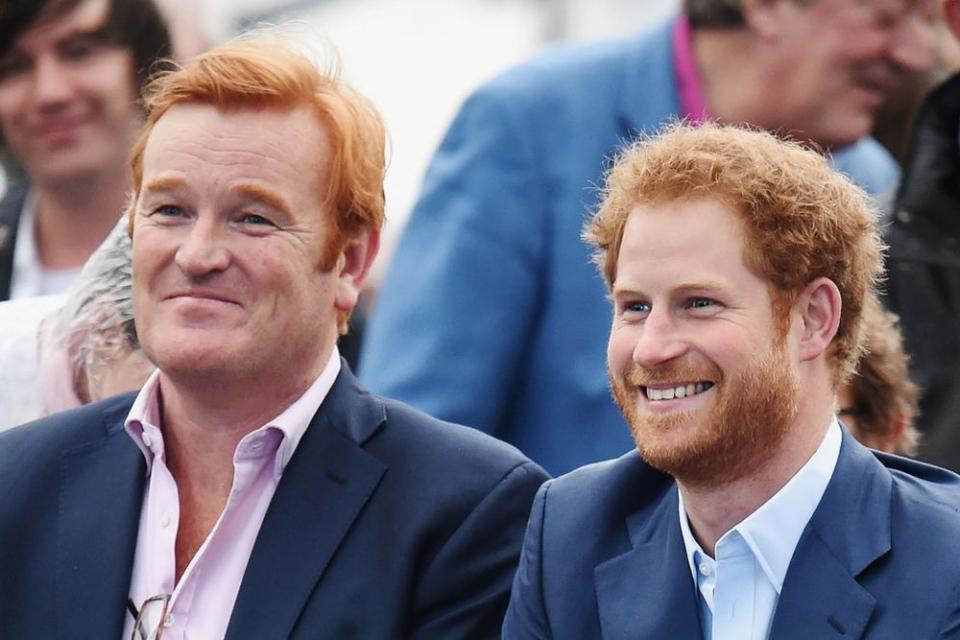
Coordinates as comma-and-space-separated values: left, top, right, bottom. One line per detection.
361, 0, 935, 475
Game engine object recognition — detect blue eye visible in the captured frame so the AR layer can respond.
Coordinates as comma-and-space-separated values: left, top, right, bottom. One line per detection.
240, 213, 272, 226
689, 298, 714, 309
621, 300, 651, 315
154, 204, 184, 217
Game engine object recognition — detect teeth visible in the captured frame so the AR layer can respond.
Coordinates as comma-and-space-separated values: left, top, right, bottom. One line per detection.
645, 382, 712, 401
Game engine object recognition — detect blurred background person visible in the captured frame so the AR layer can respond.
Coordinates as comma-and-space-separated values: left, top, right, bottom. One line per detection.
0, 216, 153, 431
884, 0, 960, 471
0, 0, 171, 300
360, 0, 935, 475
838, 299, 920, 456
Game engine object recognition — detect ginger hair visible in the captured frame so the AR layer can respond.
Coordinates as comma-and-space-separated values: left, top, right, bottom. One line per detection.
584, 122, 884, 385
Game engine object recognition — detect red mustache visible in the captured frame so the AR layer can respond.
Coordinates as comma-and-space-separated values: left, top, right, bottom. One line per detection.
626, 360, 723, 387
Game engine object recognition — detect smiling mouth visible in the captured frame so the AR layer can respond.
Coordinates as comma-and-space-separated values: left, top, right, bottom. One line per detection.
642, 382, 714, 401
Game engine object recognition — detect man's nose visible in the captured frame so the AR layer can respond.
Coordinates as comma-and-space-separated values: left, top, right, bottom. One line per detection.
174, 220, 231, 277
29, 55, 73, 108
889, 14, 934, 73
631, 308, 687, 369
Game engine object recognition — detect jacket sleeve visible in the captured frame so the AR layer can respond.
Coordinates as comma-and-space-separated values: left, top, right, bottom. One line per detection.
359, 82, 547, 437
502, 481, 553, 640
410, 461, 550, 639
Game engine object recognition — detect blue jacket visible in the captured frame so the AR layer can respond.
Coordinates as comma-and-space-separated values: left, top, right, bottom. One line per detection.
0, 364, 548, 639
503, 429, 960, 639
360, 18, 900, 476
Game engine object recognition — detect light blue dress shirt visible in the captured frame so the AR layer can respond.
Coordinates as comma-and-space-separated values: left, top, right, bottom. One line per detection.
678, 419, 842, 640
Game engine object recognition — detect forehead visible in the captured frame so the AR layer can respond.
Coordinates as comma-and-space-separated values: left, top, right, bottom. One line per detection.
140, 102, 330, 198
13, 0, 110, 51
614, 198, 754, 290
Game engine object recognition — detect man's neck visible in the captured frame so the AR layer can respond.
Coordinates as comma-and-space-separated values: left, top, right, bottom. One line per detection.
691, 27, 784, 136
678, 405, 834, 557
32, 169, 130, 269
156, 358, 330, 582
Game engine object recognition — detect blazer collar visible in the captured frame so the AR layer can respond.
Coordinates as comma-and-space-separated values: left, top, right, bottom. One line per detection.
594, 430, 892, 640
768, 429, 891, 639
594, 481, 704, 640
615, 17, 682, 142
225, 364, 387, 639
56, 392, 145, 639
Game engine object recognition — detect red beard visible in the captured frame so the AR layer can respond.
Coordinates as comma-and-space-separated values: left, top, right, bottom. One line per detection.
610, 342, 799, 486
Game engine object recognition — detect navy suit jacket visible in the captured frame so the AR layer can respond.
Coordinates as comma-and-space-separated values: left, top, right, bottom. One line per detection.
0, 365, 548, 639
503, 429, 960, 639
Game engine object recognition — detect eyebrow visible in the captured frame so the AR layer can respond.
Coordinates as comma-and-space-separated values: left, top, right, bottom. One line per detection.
611, 280, 728, 297
140, 175, 186, 196
233, 183, 293, 214
139, 177, 293, 213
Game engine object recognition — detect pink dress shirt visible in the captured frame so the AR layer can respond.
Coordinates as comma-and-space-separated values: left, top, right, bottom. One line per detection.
672, 14, 710, 123
121, 350, 341, 640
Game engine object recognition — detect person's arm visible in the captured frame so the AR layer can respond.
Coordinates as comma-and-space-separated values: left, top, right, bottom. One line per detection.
360, 84, 546, 436
410, 461, 549, 639
501, 481, 553, 640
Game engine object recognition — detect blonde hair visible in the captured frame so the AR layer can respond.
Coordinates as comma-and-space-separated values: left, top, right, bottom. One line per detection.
584, 122, 885, 384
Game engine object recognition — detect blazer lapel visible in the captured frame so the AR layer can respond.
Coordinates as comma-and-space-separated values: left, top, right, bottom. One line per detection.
769, 431, 891, 640
595, 484, 703, 640
56, 396, 146, 639
226, 366, 387, 639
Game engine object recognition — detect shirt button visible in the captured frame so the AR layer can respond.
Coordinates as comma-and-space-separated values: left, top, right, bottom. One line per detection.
699, 562, 712, 577
250, 439, 264, 451
160, 513, 171, 528
142, 431, 153, 448
164, 612, 175, 627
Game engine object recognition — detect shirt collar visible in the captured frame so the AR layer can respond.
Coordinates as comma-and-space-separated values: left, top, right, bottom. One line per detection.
678, 418, 842, 593
671, 14, 710, 123
10, 190, 82, 299
124, 348, 342, 480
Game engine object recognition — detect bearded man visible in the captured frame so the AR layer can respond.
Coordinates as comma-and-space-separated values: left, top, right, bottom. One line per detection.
502, 123, 960, 640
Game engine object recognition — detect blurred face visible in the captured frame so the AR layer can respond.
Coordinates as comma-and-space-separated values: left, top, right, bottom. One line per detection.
607, 199, 800, 486
0, 0, 141, 185
132, 103, 353, 391
762, 0, 934, 148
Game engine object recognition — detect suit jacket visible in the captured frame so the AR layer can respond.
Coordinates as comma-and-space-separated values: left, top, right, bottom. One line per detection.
502, 429, 960, 639
884, 71, 960, 472
360, 16, 901, 476
0, 364, 549, 639
0, 179, 26, 301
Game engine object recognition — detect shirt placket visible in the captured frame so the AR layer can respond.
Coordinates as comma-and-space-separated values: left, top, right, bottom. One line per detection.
713, 534, 755, 640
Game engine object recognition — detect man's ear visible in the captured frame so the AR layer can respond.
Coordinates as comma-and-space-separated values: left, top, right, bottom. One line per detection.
944, 0, 960, 41
796, 277, 842, 363
740, 0, 791, 39
334, 228, 380, 314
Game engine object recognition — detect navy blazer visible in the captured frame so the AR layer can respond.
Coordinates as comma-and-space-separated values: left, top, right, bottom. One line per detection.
0, 365, 548, 639
503, 429, 960, 639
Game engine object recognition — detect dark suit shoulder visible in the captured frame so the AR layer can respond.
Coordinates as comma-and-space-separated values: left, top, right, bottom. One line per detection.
878, 451, 960, 528
534, 450, 673, 546
374, 395, 547, 485
0, 392, 137, 483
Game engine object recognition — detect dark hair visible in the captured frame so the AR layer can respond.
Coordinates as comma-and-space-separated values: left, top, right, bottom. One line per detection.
683, 0, 746, 28
683, 0, 815, 29
0, 0, 172, 94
